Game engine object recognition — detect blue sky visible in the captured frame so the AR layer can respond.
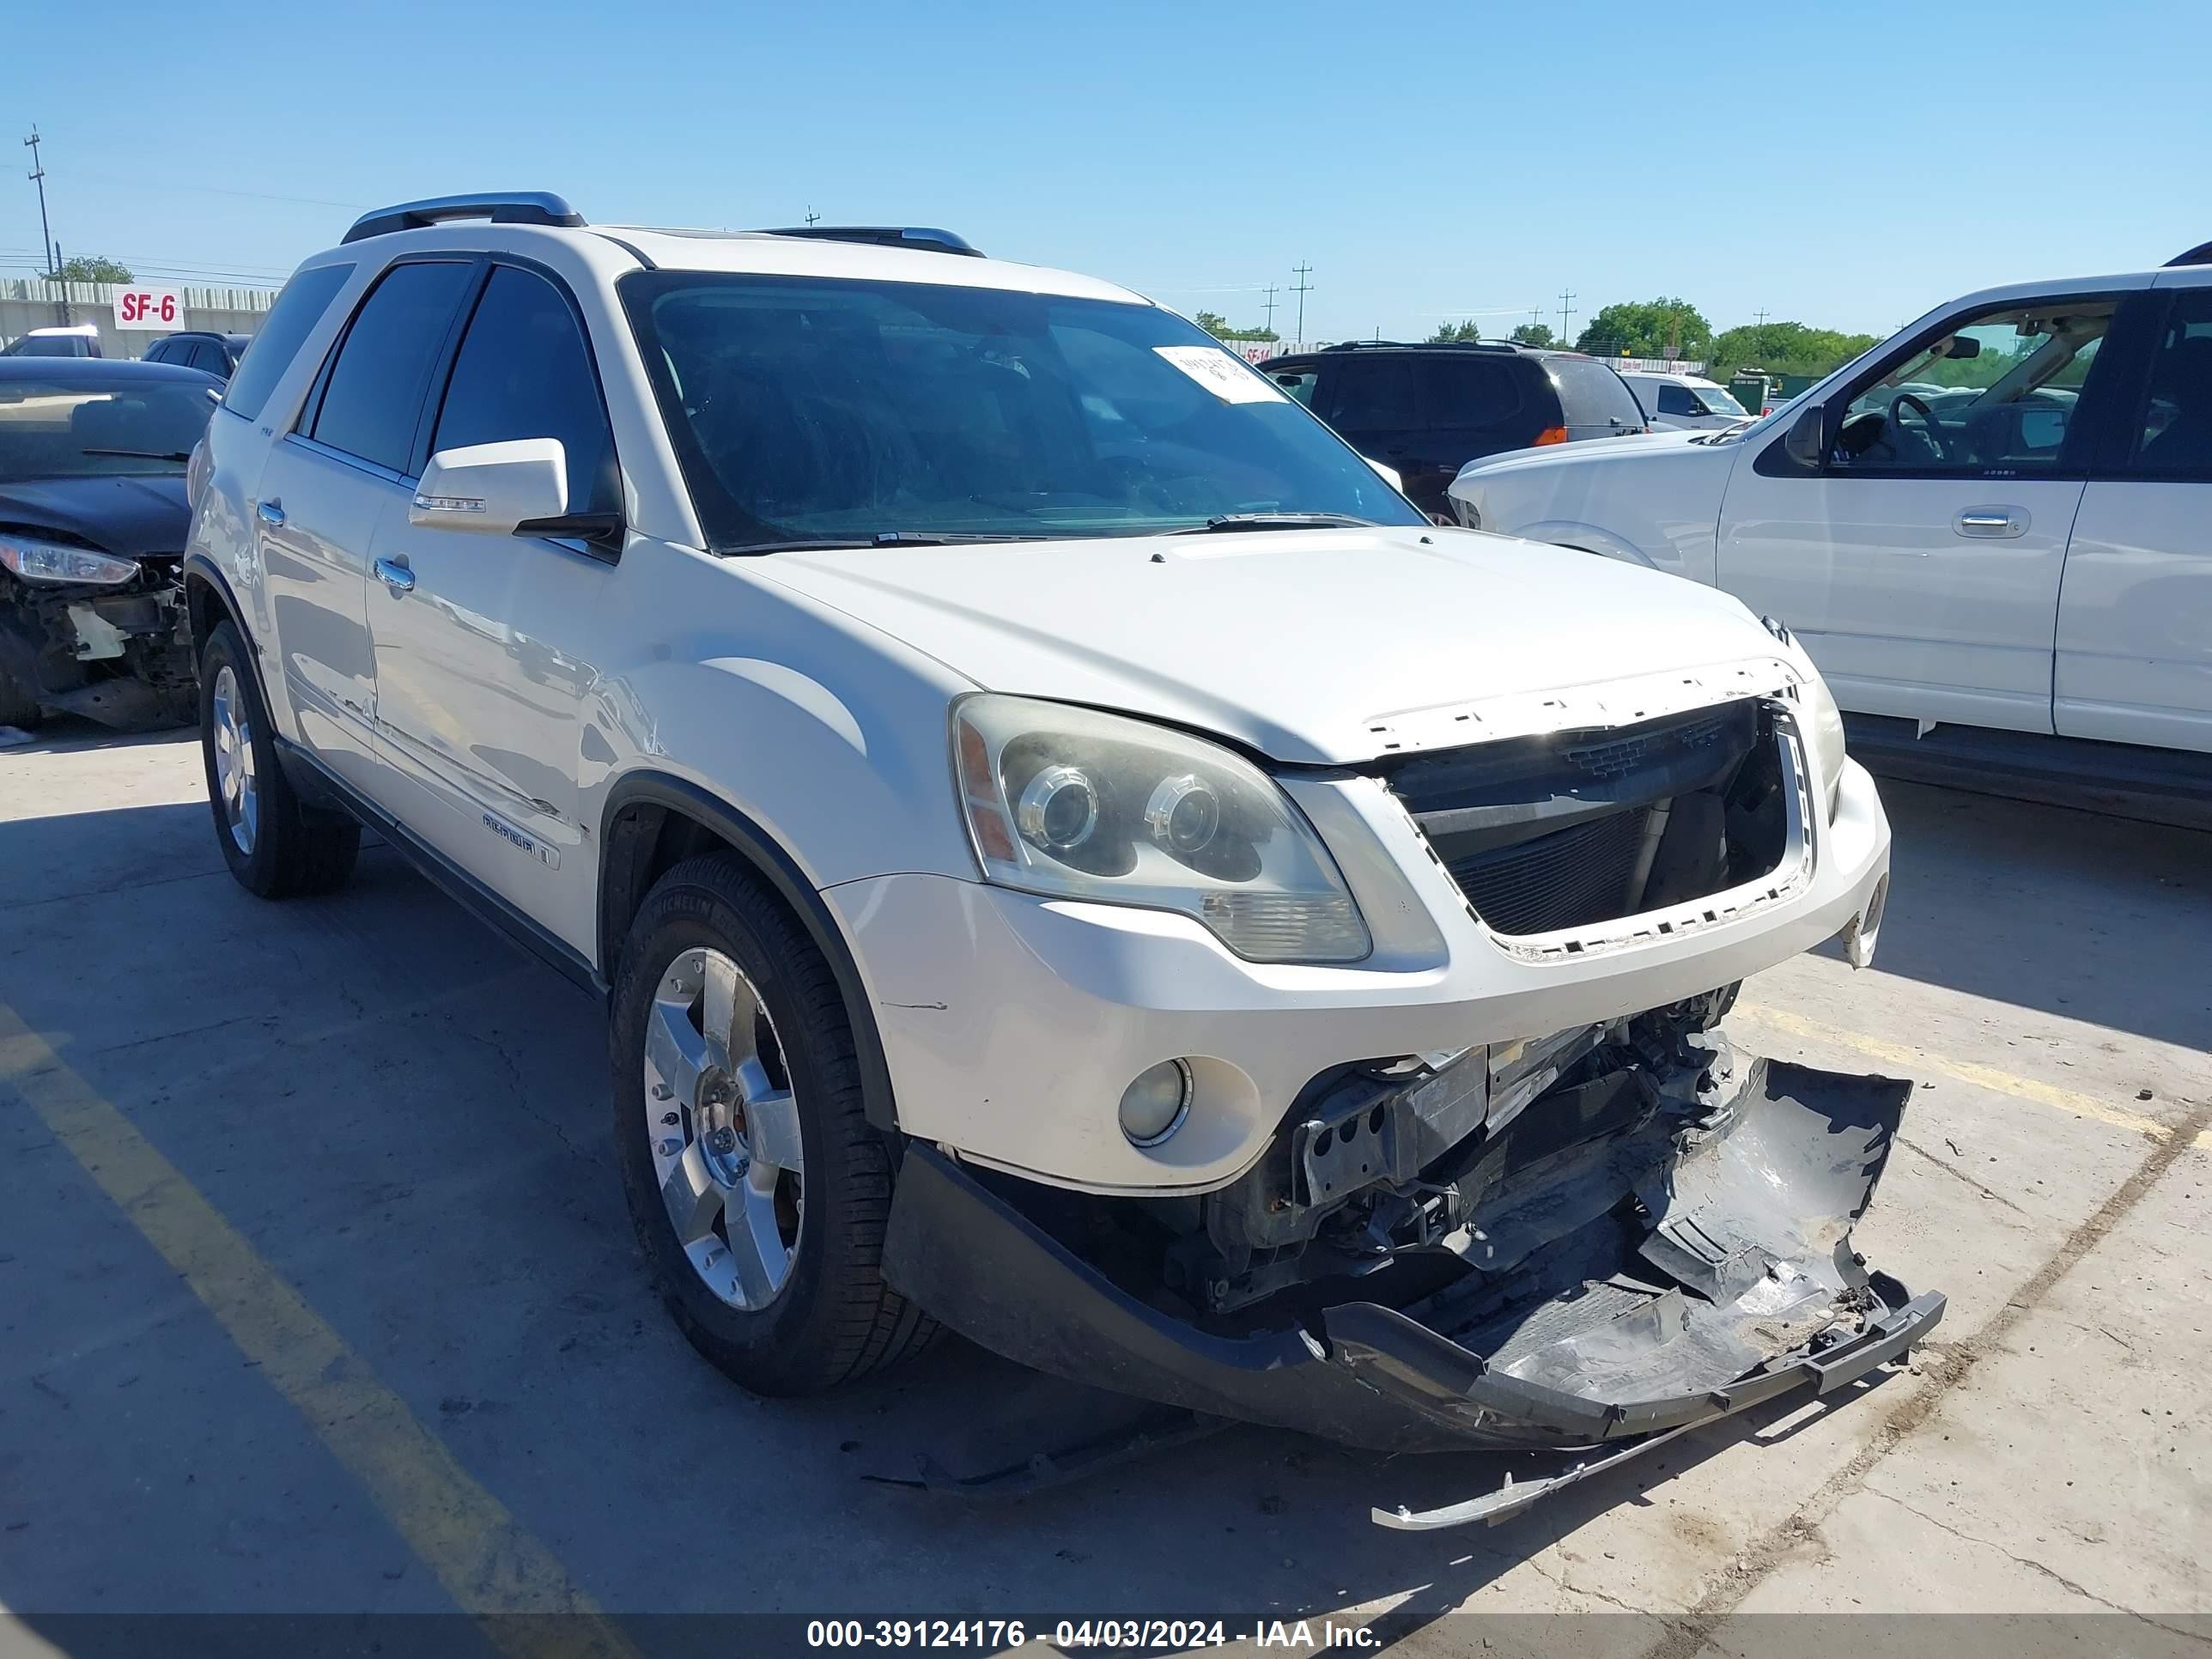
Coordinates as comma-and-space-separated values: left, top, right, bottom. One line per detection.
5, 0, 2205, 343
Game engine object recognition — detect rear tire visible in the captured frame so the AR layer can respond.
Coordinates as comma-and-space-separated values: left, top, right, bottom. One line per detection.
611, 852, 936, 1396
198, 621, 360, 898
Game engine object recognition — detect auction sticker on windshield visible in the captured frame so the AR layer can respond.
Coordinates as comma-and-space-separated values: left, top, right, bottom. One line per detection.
1154, 344, 1285, 403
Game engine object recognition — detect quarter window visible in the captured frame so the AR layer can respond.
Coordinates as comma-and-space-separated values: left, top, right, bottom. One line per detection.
309, 261, 474, 474
223, 262, 353, 422
430, 265, 618, 515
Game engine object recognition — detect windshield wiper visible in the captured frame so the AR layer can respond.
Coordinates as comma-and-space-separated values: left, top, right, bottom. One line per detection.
713, 531, 1035, 556
1174, 512, 1376, 534
79, 447, 193, 463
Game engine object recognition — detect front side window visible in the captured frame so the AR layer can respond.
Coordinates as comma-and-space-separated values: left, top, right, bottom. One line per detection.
1322, 356, 1419, 434
1834, 301, 2114, 473
309, 260, 474, 474
621, 274, 1421, 550
2120, 290, 2212, 480
223, 262, 353, 422
0, 376, 219, 483
430, 265, 617, 515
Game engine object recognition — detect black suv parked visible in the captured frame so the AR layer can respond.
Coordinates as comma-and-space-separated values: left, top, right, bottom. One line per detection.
142, 331, 253, 381
1262, 341, 1650, 516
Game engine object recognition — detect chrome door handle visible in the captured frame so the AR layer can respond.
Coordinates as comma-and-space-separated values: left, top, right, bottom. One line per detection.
256, 500, 285, 527
1954, 507, 2027, 538
374, 556, 416, 593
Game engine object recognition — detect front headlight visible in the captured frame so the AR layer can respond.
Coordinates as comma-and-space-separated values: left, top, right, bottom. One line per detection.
0, 535, 138, 586
953, 695, 1371, 963
1802, 665, 1846, 821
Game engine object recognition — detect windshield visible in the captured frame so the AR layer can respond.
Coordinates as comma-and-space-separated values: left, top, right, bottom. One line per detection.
620, 272, 1423, 549
0, 378, 219, 482
1693, 384, 1747, 416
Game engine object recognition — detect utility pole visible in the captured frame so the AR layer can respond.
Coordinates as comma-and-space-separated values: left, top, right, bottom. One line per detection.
1290, 263, 1314, 346
803, 205, 821, 226
1753, 307, 1770, 329
1261, 284, 1279, 339
24, 126, 66, 325
1557, 288, 1577, 346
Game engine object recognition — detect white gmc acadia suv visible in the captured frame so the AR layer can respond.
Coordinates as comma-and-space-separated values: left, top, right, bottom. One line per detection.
184, 193, 1932, 1526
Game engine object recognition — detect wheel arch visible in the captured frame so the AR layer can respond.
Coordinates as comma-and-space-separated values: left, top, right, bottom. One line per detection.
599, 771, 900, 1132
180, 556, 270, 702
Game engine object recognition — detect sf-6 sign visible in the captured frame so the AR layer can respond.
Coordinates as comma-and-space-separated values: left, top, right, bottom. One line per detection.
112, 284, 186, 330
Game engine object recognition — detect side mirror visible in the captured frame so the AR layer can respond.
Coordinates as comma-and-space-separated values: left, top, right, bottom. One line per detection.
1364, 456, 1406, 495
411, 438, 569, 535
1783, 402, 1827, 470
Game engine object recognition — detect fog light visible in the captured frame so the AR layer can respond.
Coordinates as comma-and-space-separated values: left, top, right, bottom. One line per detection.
1119, 1059, 1193, 1146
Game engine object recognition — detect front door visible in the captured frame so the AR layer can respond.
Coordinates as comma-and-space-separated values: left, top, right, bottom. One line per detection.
2058, 279, 2212, 751
1716, 293, 2135, 732
364, 261, 622, 956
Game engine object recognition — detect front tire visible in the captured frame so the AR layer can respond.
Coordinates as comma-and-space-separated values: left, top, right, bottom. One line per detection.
199, 621, 360, 898
610, 853, 935, 1395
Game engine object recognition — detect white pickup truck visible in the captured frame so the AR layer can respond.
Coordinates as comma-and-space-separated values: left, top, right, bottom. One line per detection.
1452, 259, 2212, 764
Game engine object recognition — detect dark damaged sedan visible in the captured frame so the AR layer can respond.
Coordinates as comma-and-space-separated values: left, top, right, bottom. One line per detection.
0, 357, 219, 730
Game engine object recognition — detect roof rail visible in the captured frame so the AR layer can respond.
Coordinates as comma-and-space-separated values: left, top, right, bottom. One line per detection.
1322, 338, 1520, 353
2166, 240, 2212, 268
342, 191, 586, 246
762, 225, 983, 258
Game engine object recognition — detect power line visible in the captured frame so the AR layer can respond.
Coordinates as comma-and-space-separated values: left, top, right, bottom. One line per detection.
1290, 262, 1314, 344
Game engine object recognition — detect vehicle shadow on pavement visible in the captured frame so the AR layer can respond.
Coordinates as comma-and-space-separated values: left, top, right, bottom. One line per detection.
0, 790, 1920, 1628
1812, 780, 2211, 1052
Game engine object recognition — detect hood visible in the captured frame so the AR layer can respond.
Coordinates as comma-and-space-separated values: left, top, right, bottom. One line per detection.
0, 474, 191, 561
1456, 426, 1719, 486
752, 526, 1784, 764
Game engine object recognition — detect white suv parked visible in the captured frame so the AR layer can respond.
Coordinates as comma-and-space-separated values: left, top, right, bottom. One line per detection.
184, 193, 1930, 1523
1452, 258, 2212, 757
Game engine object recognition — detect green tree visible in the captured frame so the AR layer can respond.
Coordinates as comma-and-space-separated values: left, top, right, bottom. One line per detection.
1426, 319, 1482, 343
58, 254, 132, 284
1194, 308, 1278, 342
1705, 320, 1881, 381
1508, 322, 1555, 348
1574, 297, 1712, 361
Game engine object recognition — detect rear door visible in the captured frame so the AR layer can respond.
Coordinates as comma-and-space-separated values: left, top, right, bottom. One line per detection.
363, 259, 622, 951
2057, 279, 2212, 751
252, 258, 475, 790
1413, 354, 1533, 508
1547, 356, 1648, 442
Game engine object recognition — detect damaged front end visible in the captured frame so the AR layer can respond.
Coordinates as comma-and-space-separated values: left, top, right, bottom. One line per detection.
884, 1001, 1942, 1527
0, 552, 196, 730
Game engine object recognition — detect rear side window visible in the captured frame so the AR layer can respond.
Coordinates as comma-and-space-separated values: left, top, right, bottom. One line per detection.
429, 265, 618, 515
222, 263, 353, 422
1418, 357, 1522, 428
1547, 358, 1646, 428
310, 261, 474, 474
142, 338, 175, 364
2119, 289, 2212, 481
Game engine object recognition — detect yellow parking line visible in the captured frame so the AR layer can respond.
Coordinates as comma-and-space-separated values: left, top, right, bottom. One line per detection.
0, 1006, 639, 1659
1735, 1000, 2212, 1150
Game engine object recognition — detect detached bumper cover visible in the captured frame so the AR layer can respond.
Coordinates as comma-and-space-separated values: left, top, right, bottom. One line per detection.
885, 1054, 1942, 1468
